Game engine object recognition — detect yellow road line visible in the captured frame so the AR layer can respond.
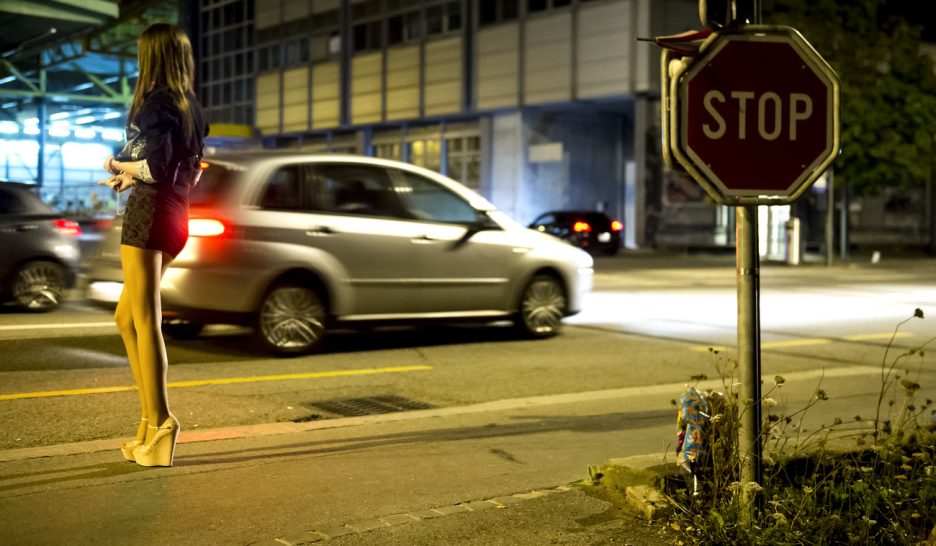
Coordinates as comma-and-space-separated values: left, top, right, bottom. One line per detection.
762, 338, 830, 349
0, 365, 433, 401
844, 332, 911, 341
689, 332, 911, 353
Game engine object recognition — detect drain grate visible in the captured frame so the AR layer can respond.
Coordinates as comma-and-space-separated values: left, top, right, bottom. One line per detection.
304, 395, 435, 418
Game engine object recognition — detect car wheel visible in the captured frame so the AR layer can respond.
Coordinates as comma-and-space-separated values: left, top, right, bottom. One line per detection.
256, 283, 327, 355
13, 260, 66, 312
162, 320, 204, 340
516, 274, 566, 338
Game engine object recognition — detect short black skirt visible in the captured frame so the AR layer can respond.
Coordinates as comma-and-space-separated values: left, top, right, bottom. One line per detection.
121, 183, 189, 258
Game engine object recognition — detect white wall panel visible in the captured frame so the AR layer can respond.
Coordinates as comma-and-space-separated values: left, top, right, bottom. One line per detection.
476, 24, 519, 110
524, 13, 571, 105
386, 45, 419, 120
283, 0, 309, 22
282, 67, 309, 132
312, 62, 340, 128
256, 72, 280, 135
255, 0, 280, 30
351, 52, 383, 124
577, 0, 633, 98
424, 37, 462, 116
312, 0, 340, 13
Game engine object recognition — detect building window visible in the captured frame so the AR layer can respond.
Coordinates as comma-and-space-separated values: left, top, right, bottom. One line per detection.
374, 143, 402, 161
353, 20, 383, 53
480, 0, 520, 26
426, 1, 461, 36
197, 0, 255, 126
445, 136, 481, 188
388, 9, 423, 45
284, 38, 309, 67
409, 139, 442, 173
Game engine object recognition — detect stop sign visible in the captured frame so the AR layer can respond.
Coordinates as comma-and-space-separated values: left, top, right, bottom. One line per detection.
672, 27, 840, 204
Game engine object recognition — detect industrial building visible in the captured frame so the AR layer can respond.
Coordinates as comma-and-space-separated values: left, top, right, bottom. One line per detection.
1, 0, 932, 256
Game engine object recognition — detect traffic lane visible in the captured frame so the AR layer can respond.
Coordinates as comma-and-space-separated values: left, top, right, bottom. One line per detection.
572, 282, 933, 351
1, 316, 930, 453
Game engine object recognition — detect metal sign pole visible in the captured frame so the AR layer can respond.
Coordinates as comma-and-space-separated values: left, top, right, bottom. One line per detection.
738, 0, 763, 523
736, 204, 762, 518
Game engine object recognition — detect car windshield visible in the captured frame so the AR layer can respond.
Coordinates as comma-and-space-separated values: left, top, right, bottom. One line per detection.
189, 162, 241, 207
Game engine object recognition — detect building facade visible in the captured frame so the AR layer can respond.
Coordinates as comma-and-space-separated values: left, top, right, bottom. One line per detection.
194, 0, 711, 249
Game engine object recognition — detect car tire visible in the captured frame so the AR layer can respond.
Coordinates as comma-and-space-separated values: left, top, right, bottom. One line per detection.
13, 260, 66, 312
162, 320, 204, 340
256, 282, 327, 355
515, 273, 566, 338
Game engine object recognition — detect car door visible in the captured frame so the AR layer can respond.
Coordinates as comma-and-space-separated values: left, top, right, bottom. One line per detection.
304, 162, 427, 317
390, 169, 520, 314
246, 162, 423, 317
0, 187, 35, 282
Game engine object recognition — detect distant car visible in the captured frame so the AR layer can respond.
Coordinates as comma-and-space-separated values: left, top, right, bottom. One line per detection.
529, 210, 622, 255
82, 153, 593, 355
0, 182, 81, 311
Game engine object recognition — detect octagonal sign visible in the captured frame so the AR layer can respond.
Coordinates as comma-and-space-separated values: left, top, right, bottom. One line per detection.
672, 26, 840, 204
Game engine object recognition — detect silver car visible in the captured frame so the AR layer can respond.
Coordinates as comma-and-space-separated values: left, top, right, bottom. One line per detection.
82, 153, 593, 355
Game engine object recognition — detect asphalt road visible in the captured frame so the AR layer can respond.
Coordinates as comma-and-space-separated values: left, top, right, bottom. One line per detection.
1, 254, 934, 451
1, 254, 935, 544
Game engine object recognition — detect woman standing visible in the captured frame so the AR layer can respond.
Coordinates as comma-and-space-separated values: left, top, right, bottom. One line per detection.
100, 23, 208, 467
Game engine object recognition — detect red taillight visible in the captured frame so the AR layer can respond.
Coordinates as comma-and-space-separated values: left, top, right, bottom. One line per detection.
54, 219, 81, 236
189, 218, 225, 237
610, 220, 623, 232
572, 221, 591, 233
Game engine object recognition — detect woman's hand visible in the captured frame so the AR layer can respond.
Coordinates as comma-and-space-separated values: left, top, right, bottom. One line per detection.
97, 172, 136, 193
103, 156, 121, 175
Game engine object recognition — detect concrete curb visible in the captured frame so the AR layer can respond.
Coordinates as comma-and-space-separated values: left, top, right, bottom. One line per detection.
592, 451, 680, 521
270, 485, 578, 545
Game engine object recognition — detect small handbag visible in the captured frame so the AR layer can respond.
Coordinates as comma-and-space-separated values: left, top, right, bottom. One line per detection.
116, 122, 202, 189
115, 121, 146, 162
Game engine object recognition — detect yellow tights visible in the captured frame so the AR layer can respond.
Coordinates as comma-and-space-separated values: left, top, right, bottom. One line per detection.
114, 245, 174, 445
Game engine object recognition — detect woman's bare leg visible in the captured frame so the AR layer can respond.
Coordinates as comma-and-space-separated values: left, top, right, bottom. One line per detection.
115, 249, 175, 443
114, 287, 147, 442
120, 245, 173, 443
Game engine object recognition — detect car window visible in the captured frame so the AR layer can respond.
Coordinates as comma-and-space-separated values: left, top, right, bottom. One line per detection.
309, 163, 407, 219
259, 165, 304, 211
0, 188, 25, 214
190, 162, 240, 206
393, 171, 480, 225
532, 213, 555, 226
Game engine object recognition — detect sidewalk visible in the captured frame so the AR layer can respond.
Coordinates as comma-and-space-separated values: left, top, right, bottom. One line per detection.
0, 383, 681, 545
273, 484, 670, 546
0, 366, 894, 545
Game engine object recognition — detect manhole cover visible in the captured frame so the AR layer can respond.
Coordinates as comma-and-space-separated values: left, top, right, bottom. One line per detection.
303, 395, 435, 418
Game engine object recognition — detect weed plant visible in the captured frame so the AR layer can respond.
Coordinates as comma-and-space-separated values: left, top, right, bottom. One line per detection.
666, 309, 935, 545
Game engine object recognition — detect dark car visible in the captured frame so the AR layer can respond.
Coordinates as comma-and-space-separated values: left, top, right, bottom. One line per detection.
529, 210, 623, 255
0, 182, 81, 311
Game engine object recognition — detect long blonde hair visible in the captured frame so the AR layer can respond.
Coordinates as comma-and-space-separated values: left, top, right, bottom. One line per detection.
129, 23, 195, 140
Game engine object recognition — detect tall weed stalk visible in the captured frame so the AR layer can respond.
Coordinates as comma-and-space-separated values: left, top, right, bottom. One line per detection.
667, 309, 935, 545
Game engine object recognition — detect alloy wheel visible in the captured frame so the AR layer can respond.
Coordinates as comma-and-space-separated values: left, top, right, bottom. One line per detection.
519, 275, 566, 337
258, 285, 326, 353
13, 261, 65, 312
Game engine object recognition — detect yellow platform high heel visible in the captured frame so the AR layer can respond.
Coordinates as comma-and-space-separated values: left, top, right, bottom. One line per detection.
120, 418, 148, 461
133, 416, 179, 467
